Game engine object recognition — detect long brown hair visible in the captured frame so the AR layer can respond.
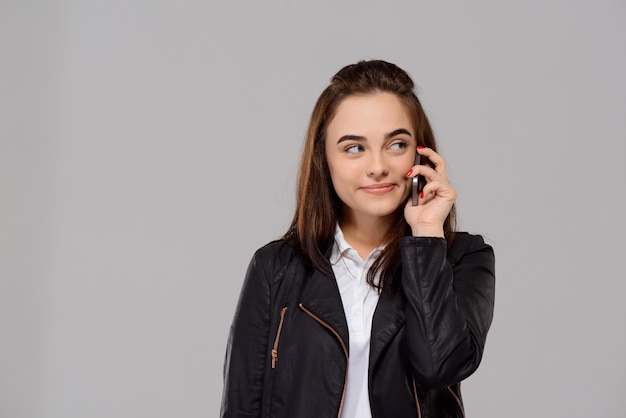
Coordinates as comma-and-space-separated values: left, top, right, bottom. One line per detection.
284, 60, 456, 290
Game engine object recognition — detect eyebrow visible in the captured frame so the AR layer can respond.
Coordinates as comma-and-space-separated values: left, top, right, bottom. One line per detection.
336, 128, 412, 144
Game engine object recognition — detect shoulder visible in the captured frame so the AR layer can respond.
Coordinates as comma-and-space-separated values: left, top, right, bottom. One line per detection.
448, 232, 494, 267
251, 239, 302, 286
450, 232, 493, 251
254, 238, 297, 263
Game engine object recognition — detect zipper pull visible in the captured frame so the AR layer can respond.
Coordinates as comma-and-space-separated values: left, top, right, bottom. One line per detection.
271, 306, 288, 369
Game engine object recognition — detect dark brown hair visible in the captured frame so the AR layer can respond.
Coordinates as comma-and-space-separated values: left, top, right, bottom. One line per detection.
284, 60, 456, 290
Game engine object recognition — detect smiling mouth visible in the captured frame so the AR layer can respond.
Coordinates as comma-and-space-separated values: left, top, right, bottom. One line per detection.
360, 183, 396, 195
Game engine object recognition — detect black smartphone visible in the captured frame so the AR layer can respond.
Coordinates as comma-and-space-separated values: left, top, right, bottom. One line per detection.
411, 153, 426, 206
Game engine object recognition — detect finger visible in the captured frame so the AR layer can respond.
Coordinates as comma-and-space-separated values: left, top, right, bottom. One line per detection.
417, 147, 448, 181
420, 179, 457, 201
419, 180, 440, 202
405, 164, 441, 183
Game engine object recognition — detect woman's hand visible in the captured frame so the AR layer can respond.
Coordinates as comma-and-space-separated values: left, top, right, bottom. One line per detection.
404, 147, 457, 237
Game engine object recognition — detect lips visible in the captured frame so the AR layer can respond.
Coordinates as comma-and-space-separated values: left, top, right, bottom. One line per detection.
360, 183, 396, 195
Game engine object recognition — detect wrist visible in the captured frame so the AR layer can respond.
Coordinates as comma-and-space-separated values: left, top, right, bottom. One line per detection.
410, 225, 444, 238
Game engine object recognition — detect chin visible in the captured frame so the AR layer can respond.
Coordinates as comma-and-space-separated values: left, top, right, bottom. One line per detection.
358, 201, 405, 218
341, 190, 408, 220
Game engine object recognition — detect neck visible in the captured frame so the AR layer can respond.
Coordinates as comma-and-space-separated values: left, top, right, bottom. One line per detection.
339, 212, 393, 259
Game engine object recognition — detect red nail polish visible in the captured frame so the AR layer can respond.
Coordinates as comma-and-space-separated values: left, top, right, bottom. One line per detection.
420, 191, 425, 198
417, 146, 425, 150
406, 169, 413, 177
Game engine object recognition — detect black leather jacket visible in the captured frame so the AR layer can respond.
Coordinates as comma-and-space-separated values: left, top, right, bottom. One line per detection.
221, 233, 495, 418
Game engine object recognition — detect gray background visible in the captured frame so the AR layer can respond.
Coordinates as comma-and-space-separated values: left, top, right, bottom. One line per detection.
1, 0, 625, 417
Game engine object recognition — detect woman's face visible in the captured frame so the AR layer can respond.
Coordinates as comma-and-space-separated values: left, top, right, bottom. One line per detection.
325, 92, 416, 223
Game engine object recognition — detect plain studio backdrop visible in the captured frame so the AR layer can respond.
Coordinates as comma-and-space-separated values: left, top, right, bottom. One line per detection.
1, 1, 625, 417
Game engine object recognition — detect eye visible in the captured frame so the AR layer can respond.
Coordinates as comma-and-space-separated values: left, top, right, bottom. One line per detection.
345, 144, 364, 154
389, 140, 408, 151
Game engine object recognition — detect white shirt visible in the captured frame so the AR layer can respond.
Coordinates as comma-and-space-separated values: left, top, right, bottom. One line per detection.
329, 224, 383, 418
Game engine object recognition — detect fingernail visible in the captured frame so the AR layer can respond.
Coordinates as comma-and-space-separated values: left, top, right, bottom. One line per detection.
406, 169, 413, 177
417, 146, 425, 150
420, 191, 425, 198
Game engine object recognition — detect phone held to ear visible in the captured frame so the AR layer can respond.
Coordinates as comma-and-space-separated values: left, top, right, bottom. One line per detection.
411, 153, 426, 206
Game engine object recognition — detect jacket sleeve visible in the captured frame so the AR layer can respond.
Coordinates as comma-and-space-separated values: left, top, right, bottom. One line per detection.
221, 250, 271, 418
400, 234, 495, 388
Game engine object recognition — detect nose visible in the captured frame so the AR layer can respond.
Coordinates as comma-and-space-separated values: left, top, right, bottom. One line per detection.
367, 152, 389, 178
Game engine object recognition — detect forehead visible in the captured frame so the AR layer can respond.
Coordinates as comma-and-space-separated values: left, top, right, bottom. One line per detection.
328, 92, 413, 135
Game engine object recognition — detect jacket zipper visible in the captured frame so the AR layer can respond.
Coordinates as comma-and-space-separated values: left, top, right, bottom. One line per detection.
298, 303, 348, 418
447, 386, 466, 418
271, 306, 288, 369
411, 377, 422, 418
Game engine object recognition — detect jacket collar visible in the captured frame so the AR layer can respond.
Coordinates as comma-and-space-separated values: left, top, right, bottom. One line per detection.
298, 242, 405, 368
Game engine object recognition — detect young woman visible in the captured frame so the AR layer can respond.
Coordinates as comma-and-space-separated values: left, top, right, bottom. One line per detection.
221, 60, 495, 418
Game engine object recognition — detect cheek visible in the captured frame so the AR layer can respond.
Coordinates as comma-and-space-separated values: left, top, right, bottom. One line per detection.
394, 157, 413, 195
328, 167, 350, 191
393, 154, 415, 173
325, 161, 345, 193
327, 156, 354, 183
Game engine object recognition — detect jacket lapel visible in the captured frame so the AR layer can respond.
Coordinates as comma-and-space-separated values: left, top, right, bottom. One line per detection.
297, 251, 406, 365
369, 287, 405, 375
299, 267, 350, 351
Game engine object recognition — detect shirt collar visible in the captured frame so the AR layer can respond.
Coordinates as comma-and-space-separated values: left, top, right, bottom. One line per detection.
328, 223, 385, 265
329, 223, 349, 265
